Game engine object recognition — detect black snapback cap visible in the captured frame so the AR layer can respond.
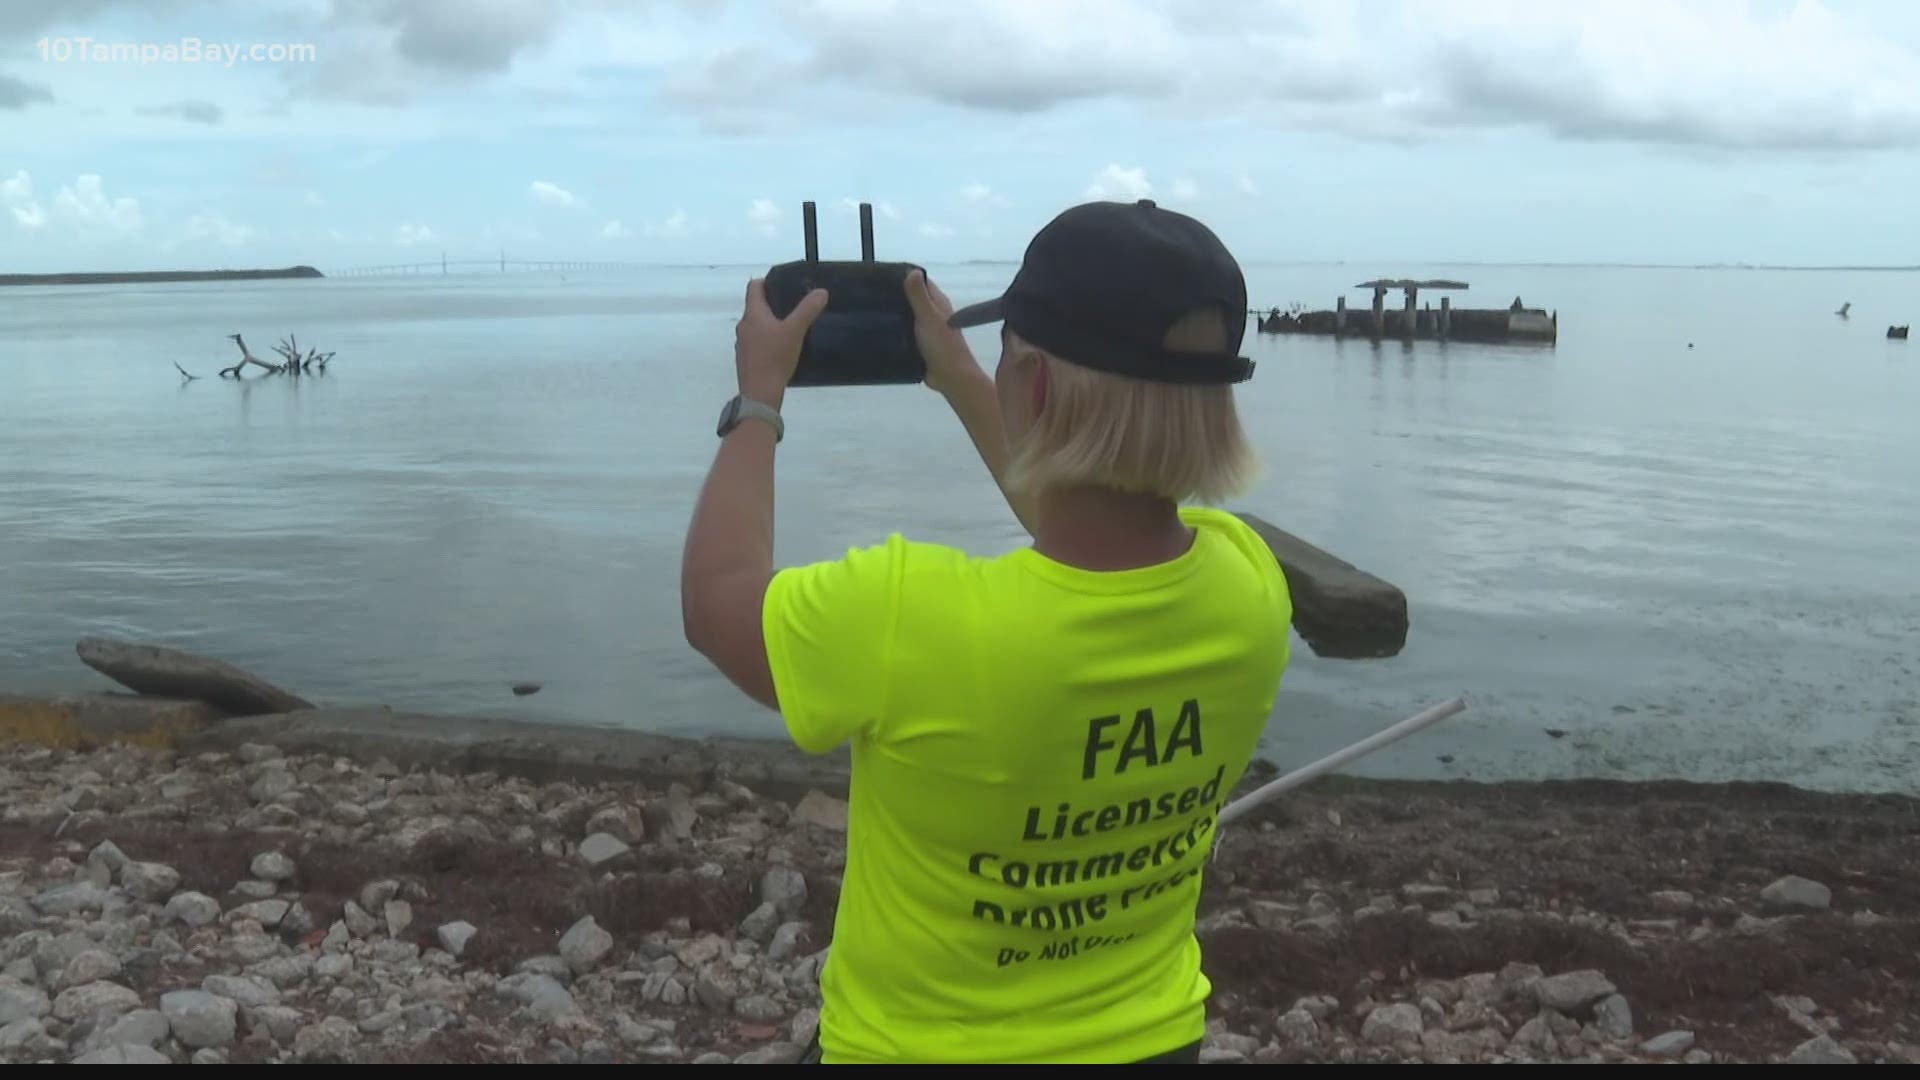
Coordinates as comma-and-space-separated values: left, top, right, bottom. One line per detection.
947, 198, 1254, 385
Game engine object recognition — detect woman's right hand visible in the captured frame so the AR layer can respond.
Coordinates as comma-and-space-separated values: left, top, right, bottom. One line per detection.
904, 268, 982, 399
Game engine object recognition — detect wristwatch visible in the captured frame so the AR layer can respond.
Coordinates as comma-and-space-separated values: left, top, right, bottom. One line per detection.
717, 394, 784, 443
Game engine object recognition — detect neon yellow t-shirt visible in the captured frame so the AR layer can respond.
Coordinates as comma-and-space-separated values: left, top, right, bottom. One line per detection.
761, 506, 1293, 1064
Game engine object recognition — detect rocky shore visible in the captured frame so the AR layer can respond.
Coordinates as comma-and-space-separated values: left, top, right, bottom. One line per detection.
2, 739, 1915, 1064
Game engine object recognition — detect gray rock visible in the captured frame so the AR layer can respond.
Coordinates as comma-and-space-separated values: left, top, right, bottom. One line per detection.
789, 1007, 820, 1045
358, 879, 400, 912
293, 1016, 357, 1061
203, 973, 281, 1007
226, 898, 290, 928
110, 860, 178, 903
75, 636, 313, 715
579, 832, 631, 865
321, 920, 351, 954
0, 1016, 49, 1053
282, 901, 315, 937
237, 742, 283, 763
1419, 995, 1448, 1029
1511, 1012, 1556, 1055
162, 990, 238, 1048
1534, 969, 1616, 1013
1199, 1047, 1247, 1064
384, 899, 413, 938
164, 892, 218, 929
56, 949, 123, 992
0, 977, 51, 1024
53, 980, 141, 1024
498, 973, 580, 1021
437, 921, 478, 958
761, 866, 808, 916
369, 939, 419, 964
1294, 994, 1340, 1020
586, 805, 647, 844
1208, 1030, 1262, 1056
342, 900, 378, 938
1684, 1049, 1714, 1064
1361, 1003, 1423, 1046
1639, 1030, 1694, 1058
518, 955, 571, 980
248, 769, 296, 804
692, 1052, 732, 1064
0, 895, 36, 935
1495, 962, 1544, 1003
192, 1048, 229, 1065
244, 1004, 304, 1043
582, 1039, 616, 1065
1761, 875, 1832, 912
1594, 994, 1634, 1039
1787, 1035, 1855, 1065
228, 934, 280, 964
696, 967, 739, 1013
359, 1008, 402, 1033
313, 953, 353, 981
30, 881, 110, 916
331, 801, 370, 826
250, 851, 297, 882
73, 1043, 172, 1064
248, 954, 313, 989
735, 1042, 804, 1064
735, 993, 784, 1022
1649, 889, 1695, 913
1293, 913, 1343, 934
559, 915, 614, 974
232, 879, 278, 900
792, 790, 848, 830
88, 840, 131, 877
1277, 1006, 1320, 1048
78, 1008, 170, 1055
767, 922, 807, 963
740, 902, 781, 943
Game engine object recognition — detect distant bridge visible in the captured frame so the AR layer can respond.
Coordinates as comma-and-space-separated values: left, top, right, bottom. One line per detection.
329, 255, 657, 278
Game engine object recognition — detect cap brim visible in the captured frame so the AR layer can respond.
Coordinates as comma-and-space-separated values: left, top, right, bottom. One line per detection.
946, 296, 1005, 330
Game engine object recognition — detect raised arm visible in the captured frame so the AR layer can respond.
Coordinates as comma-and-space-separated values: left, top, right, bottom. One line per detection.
904, 270, 1039, 538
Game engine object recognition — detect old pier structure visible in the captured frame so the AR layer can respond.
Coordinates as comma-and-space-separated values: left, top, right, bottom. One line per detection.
1257, 279, 1558, 346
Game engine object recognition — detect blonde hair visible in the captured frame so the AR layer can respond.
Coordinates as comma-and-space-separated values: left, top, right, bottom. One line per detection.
1003, 308, 1258, 504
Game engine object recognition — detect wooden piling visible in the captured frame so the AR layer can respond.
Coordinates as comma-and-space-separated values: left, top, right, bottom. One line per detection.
1370, 287, 1385, 340
1402, 287, 1418, 341
1335, 296, 1347, 337
1439, 296, 1451, 340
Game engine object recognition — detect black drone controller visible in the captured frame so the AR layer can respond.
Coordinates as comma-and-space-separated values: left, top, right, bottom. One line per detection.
764, 201, 927, 387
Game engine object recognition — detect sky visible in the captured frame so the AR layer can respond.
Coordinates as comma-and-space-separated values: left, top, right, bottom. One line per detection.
3, 0, 1919, 273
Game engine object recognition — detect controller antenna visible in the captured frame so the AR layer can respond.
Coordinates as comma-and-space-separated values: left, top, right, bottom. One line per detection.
859, 202, 875, 262
802, 201, 819, 263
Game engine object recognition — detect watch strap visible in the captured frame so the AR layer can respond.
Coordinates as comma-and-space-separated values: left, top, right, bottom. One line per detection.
719, 395, 784, 442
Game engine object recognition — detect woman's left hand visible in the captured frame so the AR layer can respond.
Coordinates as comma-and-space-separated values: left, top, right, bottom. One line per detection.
735, 278, 829, 408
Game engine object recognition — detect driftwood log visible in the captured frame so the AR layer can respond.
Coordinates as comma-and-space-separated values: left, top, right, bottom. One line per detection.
75, 637, 314, 716
213, 332, 335, 378
1233, 513, 1410, 659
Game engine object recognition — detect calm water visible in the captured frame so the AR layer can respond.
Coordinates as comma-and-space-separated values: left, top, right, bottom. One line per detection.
2, 265, 1916, 792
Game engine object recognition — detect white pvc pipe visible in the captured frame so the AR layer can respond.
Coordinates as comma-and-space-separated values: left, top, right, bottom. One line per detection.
1217, 696, 1470, 827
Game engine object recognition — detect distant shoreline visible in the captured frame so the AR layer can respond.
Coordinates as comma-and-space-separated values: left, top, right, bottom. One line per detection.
0, 265, 324, 287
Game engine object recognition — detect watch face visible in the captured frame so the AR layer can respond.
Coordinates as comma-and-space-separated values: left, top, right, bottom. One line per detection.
717, 396, 739, 436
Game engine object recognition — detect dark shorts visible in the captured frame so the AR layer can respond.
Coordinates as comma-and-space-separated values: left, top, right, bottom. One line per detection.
796, 1035, 1202, 1064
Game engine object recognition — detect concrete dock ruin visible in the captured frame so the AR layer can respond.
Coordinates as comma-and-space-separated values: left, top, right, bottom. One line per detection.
1255, 279, 1558, 346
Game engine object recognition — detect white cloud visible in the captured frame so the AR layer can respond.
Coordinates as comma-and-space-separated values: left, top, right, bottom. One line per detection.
1234, 172, 1259, 197
3, 170, 45, 229
1085, 164, 1151, 201
187, 213, 257, 247
648, 208, 690, 236
394, 223, 436, 246
51, 174, 142, 232
1170, 176, 1200, 201
747, 197, 782, 235
304, 191, 326, 207
601, 218, 631, 239
961, 181, 1009, 207
918, 222, 954, 238
654, 0, 1920, 153
531, 180, 583, 208
836, 197, 899, 218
